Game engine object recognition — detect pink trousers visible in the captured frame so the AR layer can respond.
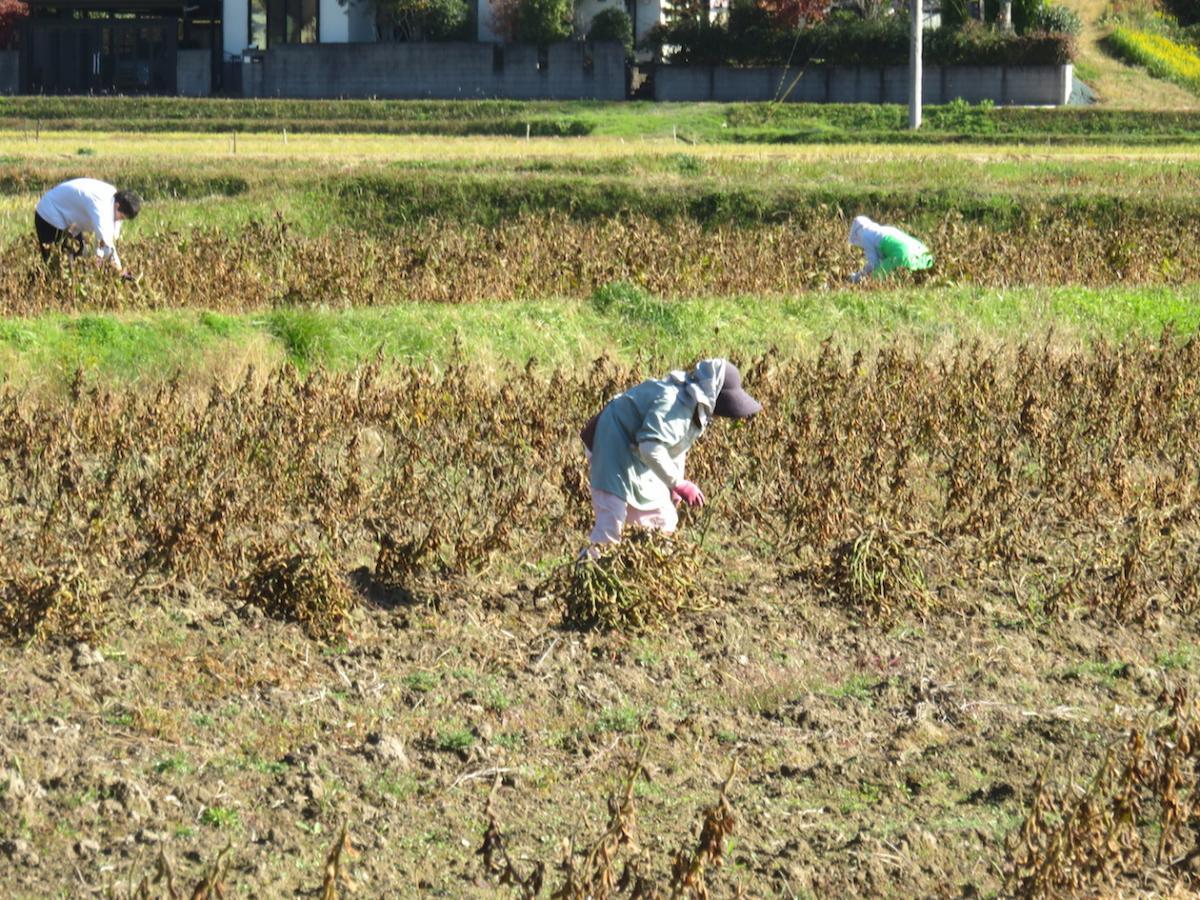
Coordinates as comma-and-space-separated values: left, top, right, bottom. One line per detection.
588, 488, 678, 546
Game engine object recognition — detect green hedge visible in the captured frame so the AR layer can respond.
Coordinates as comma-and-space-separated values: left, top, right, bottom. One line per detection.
644, 12, 1075, 66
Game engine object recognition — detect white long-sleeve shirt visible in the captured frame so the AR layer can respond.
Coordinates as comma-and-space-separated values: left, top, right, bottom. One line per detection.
35, 178, 123, 269
849, 215, 887, 277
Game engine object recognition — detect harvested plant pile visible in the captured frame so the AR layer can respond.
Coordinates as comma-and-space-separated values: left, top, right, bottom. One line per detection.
549, 529, 706, 633
0, 338, 1198, 642
0, 561, 106, 645
242, 545, 355, 641
0, 209, 1195, 315
826, 522, 936, 622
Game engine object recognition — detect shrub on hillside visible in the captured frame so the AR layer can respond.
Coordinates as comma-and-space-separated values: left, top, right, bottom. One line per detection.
1166, 0, 1200, 26
1031, 2, 1083, 34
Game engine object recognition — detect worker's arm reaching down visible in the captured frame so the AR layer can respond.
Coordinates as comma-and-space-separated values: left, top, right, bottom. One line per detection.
636, 439, 704, 508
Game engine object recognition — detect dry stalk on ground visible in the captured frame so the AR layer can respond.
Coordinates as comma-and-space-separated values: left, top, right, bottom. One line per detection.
320, 822, 356, 900
1006, 687, 1200, 897
106, 841, 232, 899
479, 746, 738, 898
0, 211, 1196, 314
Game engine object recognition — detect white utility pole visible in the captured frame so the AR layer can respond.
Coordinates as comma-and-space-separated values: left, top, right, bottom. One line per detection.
909, 0, 923, 130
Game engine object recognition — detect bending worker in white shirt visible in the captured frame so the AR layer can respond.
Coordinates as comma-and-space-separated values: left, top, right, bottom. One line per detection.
34, 178, 142, 276
580, 358, 762, 548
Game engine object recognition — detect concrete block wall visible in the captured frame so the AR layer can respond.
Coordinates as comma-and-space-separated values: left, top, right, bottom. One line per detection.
655, 63, 1074, 105
249, 41, 625, 99
940, 67, 993, 103
176, 49, 212, 97
713, 67, 773, 103
0, 50, 17, 96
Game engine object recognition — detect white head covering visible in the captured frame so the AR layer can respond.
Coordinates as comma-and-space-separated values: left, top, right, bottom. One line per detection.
665, 358, 726, 432
849, 215, 886, 249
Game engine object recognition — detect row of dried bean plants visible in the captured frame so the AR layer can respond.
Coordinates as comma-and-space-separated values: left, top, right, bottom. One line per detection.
2, 335, 1199, 644
0, 210, 1193, 315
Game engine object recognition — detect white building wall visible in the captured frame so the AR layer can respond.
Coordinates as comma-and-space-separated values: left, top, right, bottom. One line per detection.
224, 0, 250, 58
630, 0, 662, 47
574, 0, 610, 37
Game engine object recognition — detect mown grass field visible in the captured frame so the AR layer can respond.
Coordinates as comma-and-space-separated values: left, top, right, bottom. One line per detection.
3, 102, 1200, 899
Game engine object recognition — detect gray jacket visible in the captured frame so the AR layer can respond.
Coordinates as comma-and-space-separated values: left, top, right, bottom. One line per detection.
589, 359, 726, 510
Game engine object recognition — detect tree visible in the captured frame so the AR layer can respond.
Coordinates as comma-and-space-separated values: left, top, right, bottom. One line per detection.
755, 0, 830, 28
490, 0, 571, 42
376, 0, 470, 40
588, 7, 634, 58
490, 0, 521, 40
0, 0, 29, 49
517, 0, 572, 42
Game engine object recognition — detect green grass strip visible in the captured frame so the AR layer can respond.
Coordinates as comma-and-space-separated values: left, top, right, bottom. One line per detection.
6, 98, 1200, 143
2, 286, 1200, 388
1, 284, 1198, 387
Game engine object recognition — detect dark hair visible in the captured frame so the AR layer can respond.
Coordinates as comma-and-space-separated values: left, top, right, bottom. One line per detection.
114, 189, 142, 220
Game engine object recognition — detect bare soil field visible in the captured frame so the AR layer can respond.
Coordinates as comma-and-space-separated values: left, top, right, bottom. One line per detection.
3, 550, 1191, 898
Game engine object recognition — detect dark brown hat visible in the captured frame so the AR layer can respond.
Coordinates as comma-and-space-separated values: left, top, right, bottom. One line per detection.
713, 363, 762, 419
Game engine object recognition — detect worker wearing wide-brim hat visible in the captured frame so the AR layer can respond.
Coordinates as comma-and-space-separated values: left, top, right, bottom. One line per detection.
848, 215, 933, 283
580, 358, 762, 547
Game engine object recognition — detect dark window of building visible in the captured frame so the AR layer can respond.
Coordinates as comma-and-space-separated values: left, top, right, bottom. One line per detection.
267, 0, 285, 45
252, 0, 317, 48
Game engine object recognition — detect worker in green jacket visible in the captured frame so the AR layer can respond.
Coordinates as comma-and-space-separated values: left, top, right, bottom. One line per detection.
849, 215, 933, 283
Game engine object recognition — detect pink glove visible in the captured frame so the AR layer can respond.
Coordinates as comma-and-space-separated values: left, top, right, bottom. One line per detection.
671, 480, 705, 508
